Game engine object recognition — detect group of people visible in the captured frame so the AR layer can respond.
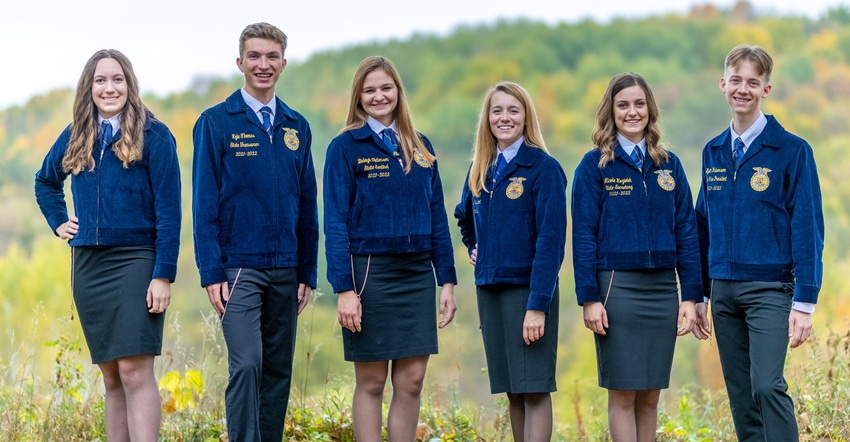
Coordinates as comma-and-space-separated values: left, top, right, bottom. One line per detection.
33, 20, 822, 442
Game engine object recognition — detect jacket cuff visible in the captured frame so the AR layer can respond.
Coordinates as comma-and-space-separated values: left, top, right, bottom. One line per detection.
575, 285, 601, 306
297, 268, 317, 290
329, 275, 355, 294
200, 267, 228, 288
680, 283, 703, 303
435, 267, 458, 286
153, 263, 178, 282
793, 283, 819, 304
526, 292, 553, 314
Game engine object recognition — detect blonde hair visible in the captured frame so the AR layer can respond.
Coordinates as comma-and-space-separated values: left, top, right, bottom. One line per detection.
467, 81, 547, 197
342, 56, 434, 173
590, 72, 667, 168
63, 49, 147, 174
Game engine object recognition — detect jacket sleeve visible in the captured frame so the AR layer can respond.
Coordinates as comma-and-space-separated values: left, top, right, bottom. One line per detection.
787, 139, 824, 303
147, 123, 182, 282
34, 128, 73, 235
695, 148, 712, 300
571, 154, 603, 305
296, 123, 319, 288
425, 139, 457, 286
453, 167, 477, 256
191, 113, 228, 287
323, 138, 356, 293
527, 157, 568, 313
671, 158, 702, 302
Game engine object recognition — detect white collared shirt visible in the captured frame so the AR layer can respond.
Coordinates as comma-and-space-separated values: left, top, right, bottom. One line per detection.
729, 112, 768, 154
496, 136, 524, 166
617, 133, 645, 159
240, 88, 276, 124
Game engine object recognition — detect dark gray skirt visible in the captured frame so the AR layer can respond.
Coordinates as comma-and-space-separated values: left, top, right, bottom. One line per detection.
477, 284, 559, 394
72, 245, 164, 364
343, 252, 438, 362
594, 269, 678, 390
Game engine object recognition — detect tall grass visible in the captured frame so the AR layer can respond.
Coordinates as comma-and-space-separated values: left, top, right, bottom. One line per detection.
2, 301, 849, 441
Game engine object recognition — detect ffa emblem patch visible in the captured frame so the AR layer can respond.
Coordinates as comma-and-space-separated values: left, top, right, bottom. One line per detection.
750, 167, 771, 192
414, 149, 430, 168
506, 177, 526, 199
655, 169, 675, 191
283, 128, 299, 151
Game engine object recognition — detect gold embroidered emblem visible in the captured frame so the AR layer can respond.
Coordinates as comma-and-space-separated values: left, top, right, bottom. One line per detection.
283, 128, 299, 151
506, 177, 526, 199
655, 169, 675, 191
750, 167, 771, 192
413, 149, 430, 168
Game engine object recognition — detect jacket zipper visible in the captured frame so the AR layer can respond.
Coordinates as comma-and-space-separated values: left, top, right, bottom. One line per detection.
95, 146, 106, 245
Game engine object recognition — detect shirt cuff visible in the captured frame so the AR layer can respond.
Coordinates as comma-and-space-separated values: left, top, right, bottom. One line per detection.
791, 301, 815, 314
703, 296, 710, 303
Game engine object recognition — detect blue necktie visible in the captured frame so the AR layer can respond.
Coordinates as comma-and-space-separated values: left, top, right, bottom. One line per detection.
101, 121, 113, 149
381, 128, 400, 157
733, 137, 745, 169
260, 106, 273, 142
630, 146, 643, 172
494, 153, 507, 179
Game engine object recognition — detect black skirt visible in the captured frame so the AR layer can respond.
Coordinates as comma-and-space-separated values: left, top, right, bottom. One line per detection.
477, 284, 559, 394
72, 245, 164, 364
594, 269, 678, 390
343, 252, 438, 362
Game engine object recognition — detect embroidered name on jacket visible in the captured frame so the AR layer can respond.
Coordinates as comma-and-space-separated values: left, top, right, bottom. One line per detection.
229, 132, 260, 148
704, 167, 729, 192
604, 177, 634, 196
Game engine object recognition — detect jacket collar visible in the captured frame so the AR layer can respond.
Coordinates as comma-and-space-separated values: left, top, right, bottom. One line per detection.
224, 90, 297, 126
710, 114, 784, 153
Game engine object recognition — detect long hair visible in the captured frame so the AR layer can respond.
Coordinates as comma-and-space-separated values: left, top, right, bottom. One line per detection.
467, 81, 547, 197
341, 56, 433, 173
590, 72, 667, 168
63, 49, 147, 174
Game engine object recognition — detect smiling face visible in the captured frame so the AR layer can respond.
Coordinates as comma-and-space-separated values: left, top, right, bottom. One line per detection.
90, 58, 128, 119
359, 68, 398, 127
612, 85, 649, 144
721, 59, 771, 124
488, 91, 525, 150
237, 37, 286, 103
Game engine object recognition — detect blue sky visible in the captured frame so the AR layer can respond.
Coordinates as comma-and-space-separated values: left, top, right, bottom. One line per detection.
1, 0, 846, 108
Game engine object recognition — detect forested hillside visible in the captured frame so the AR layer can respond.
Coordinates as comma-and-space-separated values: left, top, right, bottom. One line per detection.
3, 2, 850, 436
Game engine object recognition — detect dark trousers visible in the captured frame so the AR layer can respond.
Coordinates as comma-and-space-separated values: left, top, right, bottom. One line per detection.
221, 267, 299, 442
711, 279, 798, 442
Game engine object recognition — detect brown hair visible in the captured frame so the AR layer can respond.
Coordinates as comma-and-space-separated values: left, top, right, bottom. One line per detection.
590, 72, 667, 168
63, 49, 147, 174
239, 22, 287, 58
724, 44, 773, 83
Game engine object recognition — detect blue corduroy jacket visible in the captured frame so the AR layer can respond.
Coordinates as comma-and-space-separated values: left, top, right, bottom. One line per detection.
571, 145, 701, 305
696, 115, 824, 303
34, 115, 182, 281
192, 91, 319, 288
323, 125, 457, 294
454, 143, 567, 313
